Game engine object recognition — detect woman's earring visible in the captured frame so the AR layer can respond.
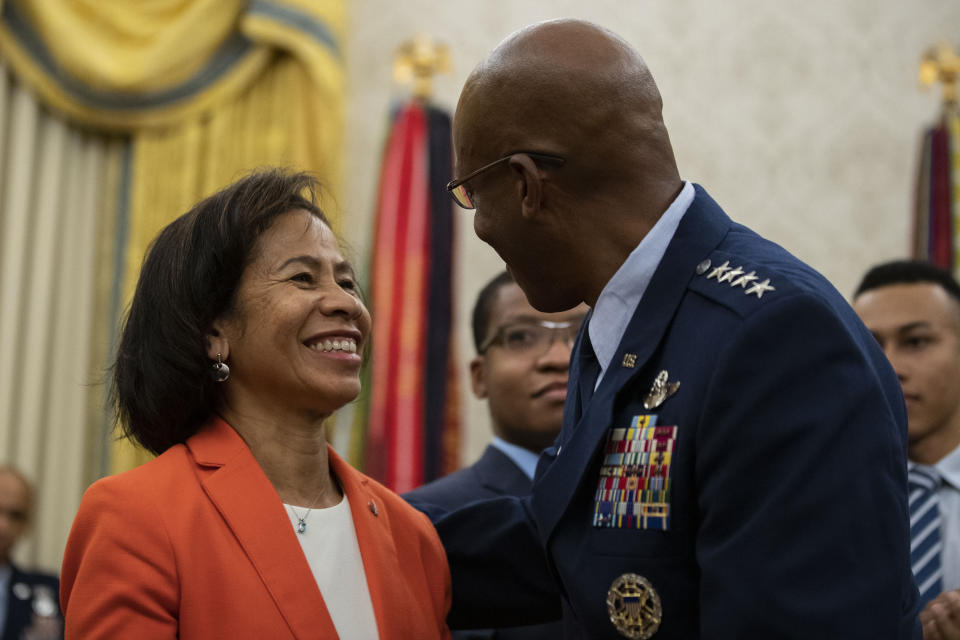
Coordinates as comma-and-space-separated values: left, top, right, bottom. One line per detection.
212, 353, 230, 382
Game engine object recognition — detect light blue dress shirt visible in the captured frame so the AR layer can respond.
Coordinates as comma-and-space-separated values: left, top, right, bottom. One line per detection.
589, 181, 695, 385
490, 436, 541, 481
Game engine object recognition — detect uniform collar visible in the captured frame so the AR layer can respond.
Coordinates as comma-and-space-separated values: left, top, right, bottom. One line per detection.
536, 184, 731, 542
589, 181, 695, 378
490, 436, 540, 480
926, 444, 960, 490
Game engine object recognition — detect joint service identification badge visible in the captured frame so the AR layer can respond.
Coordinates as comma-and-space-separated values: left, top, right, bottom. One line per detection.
607, 572, 662, 639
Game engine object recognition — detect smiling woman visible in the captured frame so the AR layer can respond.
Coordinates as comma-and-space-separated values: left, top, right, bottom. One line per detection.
59, 169, 451, 640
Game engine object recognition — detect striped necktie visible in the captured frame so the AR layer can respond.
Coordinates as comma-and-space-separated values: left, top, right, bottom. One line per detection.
909, 465, 943, 607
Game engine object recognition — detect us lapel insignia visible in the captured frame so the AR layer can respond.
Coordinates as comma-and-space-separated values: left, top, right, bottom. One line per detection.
643, 370, 680, 410
622, 353, 637, 368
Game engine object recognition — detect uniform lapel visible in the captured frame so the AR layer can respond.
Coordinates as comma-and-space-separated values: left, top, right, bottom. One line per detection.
188, 418, 338, 639
532, 185, 731, 542
564, 310, 593, 425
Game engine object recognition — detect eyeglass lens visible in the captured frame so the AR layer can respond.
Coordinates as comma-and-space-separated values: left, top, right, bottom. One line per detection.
450, 184, 474, 209
499, 321, 580, 353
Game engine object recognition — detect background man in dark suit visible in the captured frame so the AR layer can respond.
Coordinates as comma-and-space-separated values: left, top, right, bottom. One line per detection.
406, 271, 586, 639
853, 261, 960, 640
413, 18, 921, 639
0, 465, 61, 640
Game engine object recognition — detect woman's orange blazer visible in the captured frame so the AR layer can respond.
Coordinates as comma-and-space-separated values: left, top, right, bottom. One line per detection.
61, 418, 451, 639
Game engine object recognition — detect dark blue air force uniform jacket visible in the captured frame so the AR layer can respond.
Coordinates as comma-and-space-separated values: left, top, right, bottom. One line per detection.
410, 186, 921, 639
405, 446, 564, 640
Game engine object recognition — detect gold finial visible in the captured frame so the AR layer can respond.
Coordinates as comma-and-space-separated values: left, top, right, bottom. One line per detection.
393, 35, 451, 102
920, 42, 960, 111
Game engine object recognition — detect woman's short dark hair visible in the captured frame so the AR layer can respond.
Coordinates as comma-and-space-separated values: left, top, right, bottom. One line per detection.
113, 169, 331, 455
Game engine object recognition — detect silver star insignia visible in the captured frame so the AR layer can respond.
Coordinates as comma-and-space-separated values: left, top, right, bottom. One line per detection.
730, 270, 758, 288
745, 278, 775, 298
719, 265, 744, 283
707, 260, 731, 280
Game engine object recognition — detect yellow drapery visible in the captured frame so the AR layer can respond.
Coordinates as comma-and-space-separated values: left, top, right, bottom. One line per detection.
0, 0, 345, 473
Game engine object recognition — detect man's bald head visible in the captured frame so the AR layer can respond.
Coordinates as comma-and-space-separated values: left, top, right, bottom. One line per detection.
454, 19, 679, 198
452, 20, 684, 311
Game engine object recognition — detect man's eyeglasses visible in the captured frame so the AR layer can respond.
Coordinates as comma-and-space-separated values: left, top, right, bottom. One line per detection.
445, 151, 565, 210
479, 318, 584, 355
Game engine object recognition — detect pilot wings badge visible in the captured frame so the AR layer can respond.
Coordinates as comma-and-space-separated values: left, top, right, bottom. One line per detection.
643, 370, 680, 410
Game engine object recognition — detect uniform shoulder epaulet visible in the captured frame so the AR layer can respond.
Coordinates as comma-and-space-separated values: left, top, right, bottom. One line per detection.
688, 256, 788, 315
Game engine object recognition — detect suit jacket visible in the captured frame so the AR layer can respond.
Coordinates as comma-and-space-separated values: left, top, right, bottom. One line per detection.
405, 446, 563, 640
415, 186, 921, 639
3, 564, 61, 640
61, 417, 451, 639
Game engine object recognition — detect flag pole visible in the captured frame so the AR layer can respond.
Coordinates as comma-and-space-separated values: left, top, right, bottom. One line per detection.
393, 35, 452, 102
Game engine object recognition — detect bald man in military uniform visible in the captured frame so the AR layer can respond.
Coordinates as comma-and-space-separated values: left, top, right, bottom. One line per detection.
410, 19, 921, 639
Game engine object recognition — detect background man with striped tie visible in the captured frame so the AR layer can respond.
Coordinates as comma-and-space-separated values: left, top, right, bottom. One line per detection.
854, 261, 960, 640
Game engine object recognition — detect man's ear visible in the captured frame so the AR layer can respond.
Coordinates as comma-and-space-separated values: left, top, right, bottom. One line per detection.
206, 319, 230, 362
508, 154, 543, 220
469, 356, 488, 399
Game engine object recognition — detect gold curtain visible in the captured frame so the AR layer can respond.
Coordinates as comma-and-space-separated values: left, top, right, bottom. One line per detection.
0, 0, 345, 474
0, 61, 127, 571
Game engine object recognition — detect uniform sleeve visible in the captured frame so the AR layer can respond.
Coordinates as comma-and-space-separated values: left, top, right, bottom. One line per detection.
61, 477, 179, 639
427, 495, 562, 629
414, 509, 453, 640
695, 293, 920, 639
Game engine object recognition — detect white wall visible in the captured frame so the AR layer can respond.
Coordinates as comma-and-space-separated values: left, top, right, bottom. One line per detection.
342, 0, 960, 467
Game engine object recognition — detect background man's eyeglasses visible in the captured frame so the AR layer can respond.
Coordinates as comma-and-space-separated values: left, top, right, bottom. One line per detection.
479, 318, 584, 355
446, 152, 565, 210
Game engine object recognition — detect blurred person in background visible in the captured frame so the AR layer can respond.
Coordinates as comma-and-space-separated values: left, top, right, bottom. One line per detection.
0, 465, 62, 640
406, 271, 586, 639
854, 261, 960, 640
60, 170, 450, 639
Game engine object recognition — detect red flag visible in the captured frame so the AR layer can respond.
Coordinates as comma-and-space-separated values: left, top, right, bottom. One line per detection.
365, 104, 430, 491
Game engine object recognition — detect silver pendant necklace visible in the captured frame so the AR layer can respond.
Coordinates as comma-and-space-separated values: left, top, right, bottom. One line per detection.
289, 505, 311, 534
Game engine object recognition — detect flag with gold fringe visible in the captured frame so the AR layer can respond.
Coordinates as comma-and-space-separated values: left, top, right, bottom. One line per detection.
355, 100, 460, 493
913, 112, 960, 276
914, 41, 960, 278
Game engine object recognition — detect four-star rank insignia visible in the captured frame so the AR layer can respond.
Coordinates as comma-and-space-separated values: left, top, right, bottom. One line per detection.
702, 258, 775, 299
643, 370, 679, 410
607, 573, 662, 639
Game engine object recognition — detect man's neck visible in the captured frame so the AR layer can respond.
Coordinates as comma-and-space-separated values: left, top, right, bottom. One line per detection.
910, 419, 960, 465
